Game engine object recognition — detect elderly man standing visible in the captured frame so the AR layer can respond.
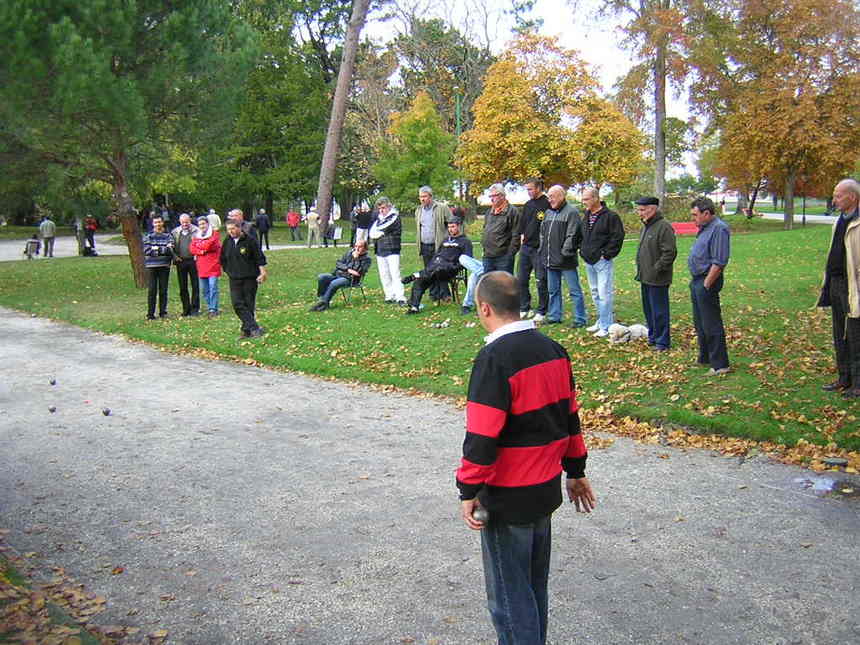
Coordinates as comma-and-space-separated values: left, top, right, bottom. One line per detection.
540, 185, 586, 327
369, 196, 406, 305
171, 213, 201, 317
415, 186, 451, 302
818, 179, 860, 398
482, 183, 520, 274
255, 208, 272, 250
688, 197, 730, 374
580, 188, 625, 337
39, 215, 56, 258
634, 197, 677, 351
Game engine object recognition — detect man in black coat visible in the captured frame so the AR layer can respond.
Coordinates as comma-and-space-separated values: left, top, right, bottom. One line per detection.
309, 240, 372, 312
220, 219, 268, 338
580, 187, 625, 338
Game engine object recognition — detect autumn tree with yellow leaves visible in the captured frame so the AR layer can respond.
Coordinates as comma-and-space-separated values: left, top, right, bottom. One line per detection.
458, 34, 646, 193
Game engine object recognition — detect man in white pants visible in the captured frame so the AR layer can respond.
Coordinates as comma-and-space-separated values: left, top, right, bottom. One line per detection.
369, 196, 406, 305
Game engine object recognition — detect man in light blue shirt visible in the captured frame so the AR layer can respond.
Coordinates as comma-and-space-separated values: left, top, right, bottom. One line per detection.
688, 197, 730, 374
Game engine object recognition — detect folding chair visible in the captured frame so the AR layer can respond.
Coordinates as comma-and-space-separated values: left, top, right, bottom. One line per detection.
448, 266, 469, 304
340, 274, 368, 304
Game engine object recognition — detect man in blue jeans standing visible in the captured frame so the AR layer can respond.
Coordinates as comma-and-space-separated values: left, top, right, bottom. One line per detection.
580, 187, 625, 338
540, 185, 587, 327
457, 271, 596, 645
688, 196, 731, 374
481, 183, 520, 274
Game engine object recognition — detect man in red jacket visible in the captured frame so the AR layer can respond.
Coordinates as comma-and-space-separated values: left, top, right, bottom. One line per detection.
456, 271, 596, 645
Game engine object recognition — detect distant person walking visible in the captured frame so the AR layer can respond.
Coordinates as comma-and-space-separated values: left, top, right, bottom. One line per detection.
306, 209, 321, 248
39, 216, 56, 258
84, 215, 98, 250
256, 208, 272, 250
818, 178, 860, 398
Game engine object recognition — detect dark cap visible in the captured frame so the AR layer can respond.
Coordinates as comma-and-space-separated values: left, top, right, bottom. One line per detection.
635, 196, 659, 206
446, 214, 463, 225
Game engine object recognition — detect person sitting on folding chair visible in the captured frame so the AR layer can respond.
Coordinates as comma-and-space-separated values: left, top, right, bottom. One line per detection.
402, 214, 473, 314
309, 239, 371, 312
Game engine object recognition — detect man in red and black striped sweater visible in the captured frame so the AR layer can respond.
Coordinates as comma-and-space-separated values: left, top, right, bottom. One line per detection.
457, 271, 596, 645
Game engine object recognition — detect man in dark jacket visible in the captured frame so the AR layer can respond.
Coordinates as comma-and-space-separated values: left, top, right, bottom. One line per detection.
580, 187, 625, 337
482, 183, 520, 274
634, 197, 677, 351
309, 240, 372, 312
540, 185, 587, 327
517, 178, 551, 321
255, 208, 272, 250
403, 215, 473, 314
220, 219, 268, 338
142, 215, 174, 320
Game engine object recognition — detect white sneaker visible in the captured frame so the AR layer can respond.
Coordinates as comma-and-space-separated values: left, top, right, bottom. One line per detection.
533, 313, 545, 322
594, 329, 608, 338
586, 323, 599, 332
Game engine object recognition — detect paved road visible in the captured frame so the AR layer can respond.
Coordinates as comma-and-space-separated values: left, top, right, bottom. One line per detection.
1, 307, 859, 644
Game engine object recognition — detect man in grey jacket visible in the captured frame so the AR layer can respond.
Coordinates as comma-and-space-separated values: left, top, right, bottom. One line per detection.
415, 186, 451, 302
634, 197, 677, 351
540, 185, 587, 327
482, 183, 520, 274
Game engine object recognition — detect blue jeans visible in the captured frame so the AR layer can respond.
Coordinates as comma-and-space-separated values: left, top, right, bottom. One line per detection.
199, 276, 220, 313
460, 255, 485, 308
483, 253, 514, 275
641, 283, 670, 349
690, 275, 729, 369
584, 258, 615, 332
317, 273, 350, 303
546, 268, 586, 325
481, 515, 552, 645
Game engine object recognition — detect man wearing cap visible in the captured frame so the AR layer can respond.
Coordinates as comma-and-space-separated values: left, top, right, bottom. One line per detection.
635, 197, 677, 351
403, 214, 473, 314
688, 196, 730, 374
415, 186, 452, 302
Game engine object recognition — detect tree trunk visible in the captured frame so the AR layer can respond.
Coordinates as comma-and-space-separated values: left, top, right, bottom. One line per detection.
314, 0, 371, 232
113, 175, 146, 288
737, 190, 749, 214
653, 33, 667, 203
783, 171, 795, 231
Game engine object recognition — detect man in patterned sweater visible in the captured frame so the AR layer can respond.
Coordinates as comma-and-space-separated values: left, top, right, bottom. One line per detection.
456, 271, 596, 645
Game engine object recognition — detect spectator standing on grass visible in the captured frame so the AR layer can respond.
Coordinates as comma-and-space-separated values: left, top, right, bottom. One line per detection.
39, 215, 56, 258
309, 240, 372, 312
143, 216, 174, 320
580, 187, 625, 338
191, 216, 222, 318
818, 178, 860, 399
415, 185, 451, 303
482, 183, 520, 274
306, 208, 321, 248
256, 208, 272, 250
634, 196, 677, 352
688, 196, 731, 375
456, 271, 595, 645
84, 215, 98, 250
517, 178, 551, 321
220, 219, 267, 339
540, 185, 587, 328
227, 208, 257, 242
369, 196, 406, 305
287, 210, 303, 241
171, 214, 200, 317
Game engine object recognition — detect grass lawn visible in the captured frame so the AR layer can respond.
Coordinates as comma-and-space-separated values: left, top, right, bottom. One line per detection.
0, 225, 77, 240
1, 219, 857, 457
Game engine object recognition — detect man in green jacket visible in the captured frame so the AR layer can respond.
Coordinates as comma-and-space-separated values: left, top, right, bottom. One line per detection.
634, 196, 677, 351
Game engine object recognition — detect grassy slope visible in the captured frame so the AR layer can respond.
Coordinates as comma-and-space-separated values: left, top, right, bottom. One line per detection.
0, 219, 856, 451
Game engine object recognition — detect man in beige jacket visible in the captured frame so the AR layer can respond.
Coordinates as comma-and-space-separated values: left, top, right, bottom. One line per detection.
818, 178, 860, 399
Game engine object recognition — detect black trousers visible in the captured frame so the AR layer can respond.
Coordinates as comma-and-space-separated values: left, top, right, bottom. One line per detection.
517, 244, 548, 314
147, 266, 170, 317
690, 275, 729, 370
229, 277, 260, 333
420, 242, 450, 301
175, 258, 200, 315
830, 275, 860, 387
409, 267, 457, 308
259, 230, 270, 249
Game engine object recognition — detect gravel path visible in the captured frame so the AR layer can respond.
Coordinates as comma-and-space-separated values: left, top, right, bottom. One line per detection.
1, 306, 858, 644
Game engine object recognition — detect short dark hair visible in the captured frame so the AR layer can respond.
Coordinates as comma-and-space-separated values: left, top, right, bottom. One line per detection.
152, 215, 163, 223
691, 197, 716, 215
525, 177, 544, 190
476, 271, 520, 319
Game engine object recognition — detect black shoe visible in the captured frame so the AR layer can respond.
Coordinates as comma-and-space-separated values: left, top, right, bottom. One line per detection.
842, 387, 860, 399
159, 313, 170, 319
460, 305, 473, 315
248, 327, 265, 338
822, 380, 850, 392
397, 300, 408, 307
239, 329, 251, 339
402, 273, 417, 285
146, 315, 156, 321
406, 306, 420, 315
309, 301, 324, 312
